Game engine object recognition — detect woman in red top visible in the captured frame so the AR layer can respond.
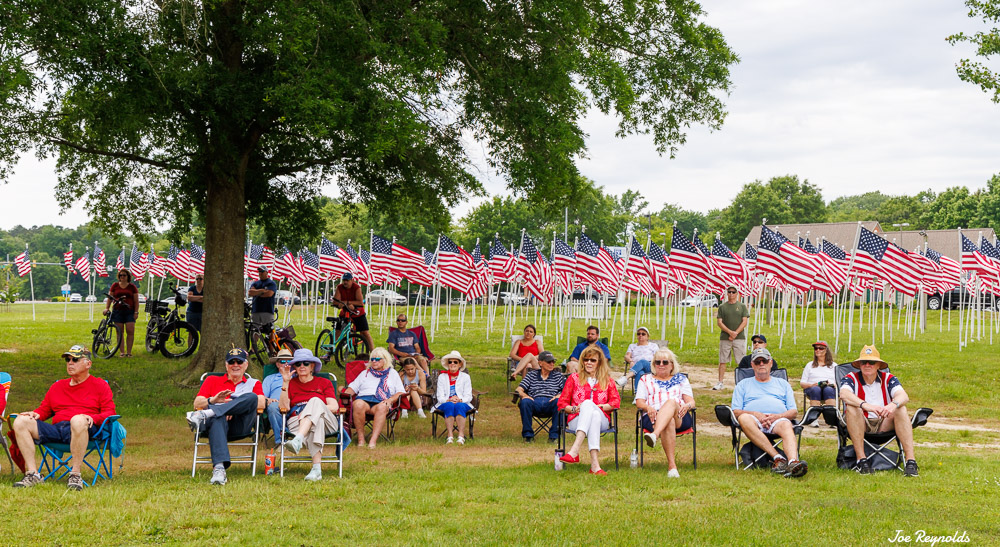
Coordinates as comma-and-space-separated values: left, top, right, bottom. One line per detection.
279, 349, 341, 481
103, 269, 139, 357
508, 324, 544, 381
558, 346, 620, 475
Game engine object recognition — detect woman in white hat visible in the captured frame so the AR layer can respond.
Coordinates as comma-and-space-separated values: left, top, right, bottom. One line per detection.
278, 349, 340, 481
435, 351, 474, 445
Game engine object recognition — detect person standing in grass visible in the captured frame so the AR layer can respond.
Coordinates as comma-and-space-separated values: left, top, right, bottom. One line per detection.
186, 274, 205, 332
12, 345, 116, 491
634, 348, 695, 478
104, 269, 139, 357
398, 357, 429, 419
279, 349, 341, 481
434, 351, 474, 445
558, 347, 620, 476
715, 286, 749, 390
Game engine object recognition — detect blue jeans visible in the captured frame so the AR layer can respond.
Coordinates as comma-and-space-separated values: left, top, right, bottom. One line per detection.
204, 393, 258, 467
630, 360, 652, 391
518, 397, 560, 439
804, 385, 836, 401
265, 400, 283, 443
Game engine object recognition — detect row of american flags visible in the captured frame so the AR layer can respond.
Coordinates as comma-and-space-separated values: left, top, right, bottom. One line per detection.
12, 226, 1000, 300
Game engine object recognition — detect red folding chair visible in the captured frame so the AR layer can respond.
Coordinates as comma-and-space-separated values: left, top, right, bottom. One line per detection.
340, 361, 402, 442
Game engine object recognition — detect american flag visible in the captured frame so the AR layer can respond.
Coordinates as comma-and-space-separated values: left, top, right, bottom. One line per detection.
711, 238, 745, 281
272, 247, 297, 283
115, 249, 125, 271
392, 241, 433, 286
756, 226, 784, 278
744, 241, 758, 271
468, 241, 491, 299
770, 229, 819, 293
437, 235, 475, 294
129, 243, 147, 278
516, 232, 540, 281
343, 244, 371, 285
261, 246, 275, 272
980, 236, 1000, 267
93, 245, 108, 277
369, 234, 396, 275
360, 249, 380, 285
646, 241, 671, 295
14, 250, 31, 277
910, 250, 941, 295
165, 245, 184, 280
245, 243, 264, 280
553, 238, 578, 293
623, 238, 653, 293
816, 239, 849, 294
63, 250, 75, 274
516, 235, 550, 301
301, 249, 322, 282
854, 227, 921, 296
319, 238, 343, 275
926, 247, 961, 292
669, 226, 708, 280
576, 233, 618, 290
960, 234, 998, 277
75, 251, 91, 282
147, 250, 166, 278
334, 243, 359, 279
488, 236, 512, 282
189, 244, 206, 276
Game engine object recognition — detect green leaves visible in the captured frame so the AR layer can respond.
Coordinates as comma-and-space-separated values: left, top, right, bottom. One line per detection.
949, 0, 1000, 103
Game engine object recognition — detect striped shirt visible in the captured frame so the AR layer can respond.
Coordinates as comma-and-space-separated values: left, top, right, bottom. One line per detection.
518, 369, 565, 399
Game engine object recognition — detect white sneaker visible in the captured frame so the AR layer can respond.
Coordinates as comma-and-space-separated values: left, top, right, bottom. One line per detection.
210, 467, 227, 485
401, 409, 409, 419
286, 436, 303, 455
186, 410, 207, 432
643, 432, 657, 448
417, 409, 427, 418
615, 375, 628, 389
712, 382, 724, 391
667, 468, 680, 478
446, 436, 454, 444
304, 467, 322, 481
457, 436, 465, 445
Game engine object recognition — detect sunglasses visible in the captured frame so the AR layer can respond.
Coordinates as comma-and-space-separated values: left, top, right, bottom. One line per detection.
196, 278, 204, 281
652, 360, 670, 366
292, 362, 311, 368
370, 357, 383, 362
636, 332, 648, 336
227, 359, 246, 365
277, 359, 291, 365
65, 357, 81, 363
582, 358, 598, 363
752, 359, 769, 365
117, 275, 127, 279
447, 360, 462, 365
397, 319, 407, 323
858, 361, 878, 366
727, 290, 737, 294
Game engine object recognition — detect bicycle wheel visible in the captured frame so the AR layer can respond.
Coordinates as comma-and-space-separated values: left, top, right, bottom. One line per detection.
335, 332, 371, 369
314, 329, 336, 364
159, 322, 199, 358
92, 321, 121, 359
144, 319, 161, 353
248, 328, 270, 367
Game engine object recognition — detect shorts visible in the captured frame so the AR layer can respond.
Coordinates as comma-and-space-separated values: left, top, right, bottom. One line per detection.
719, 339, 746, 364
351, 315, 370, 333
640, 412, 693, 433
251, 312, 275, 328
36, 420, 101, 445
746, 415, 791, 435
865, 417, 886, 433
357, 395, 383, 405
186, 311, 202, 332
110, 308, 135, 324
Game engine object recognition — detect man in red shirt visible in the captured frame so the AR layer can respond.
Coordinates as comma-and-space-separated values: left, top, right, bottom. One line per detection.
12, 345, 116, 491
186, 347, 265, 485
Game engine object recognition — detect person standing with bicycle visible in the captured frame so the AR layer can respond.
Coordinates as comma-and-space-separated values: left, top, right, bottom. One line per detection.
248, 266, 277, 329
186, 275, 205, 332
333, 273, 374, 355
104, 269, 139, 358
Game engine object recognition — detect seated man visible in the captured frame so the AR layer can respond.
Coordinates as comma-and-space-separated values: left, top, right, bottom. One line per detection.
515, 351, 565, 442
262, 349, 295, 455
737, 334, 779, 371
386, 313, 430, 375
12, 345, 116, 491
566, 325, 611, 375
839, 345, 918, 476
186, 348, 265, 485
731, 347, 807, 477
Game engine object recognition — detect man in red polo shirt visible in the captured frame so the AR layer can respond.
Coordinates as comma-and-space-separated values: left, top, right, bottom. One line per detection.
186, 347, 265, 485
12, 344, 116, 491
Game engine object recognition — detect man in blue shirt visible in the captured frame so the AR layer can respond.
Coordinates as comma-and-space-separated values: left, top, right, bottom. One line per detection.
567, 325, 611, 374
515, 351, 565, 442
731, 347, 807, 477
387, 313, 429, 375
248, 266, 277, 328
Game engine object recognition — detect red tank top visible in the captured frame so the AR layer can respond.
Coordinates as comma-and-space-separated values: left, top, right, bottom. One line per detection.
515, 338, 539, 358
337, 284, 365, 317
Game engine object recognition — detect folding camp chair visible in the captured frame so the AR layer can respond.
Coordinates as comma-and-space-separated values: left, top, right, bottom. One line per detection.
831, 364, 933, 472
714, 367, 821, 470
557, 409, 619, 471
278, 371, 346, 479
191, 372, 261, 477
389, 325, 435, 370
427, 369, 483, 439
506, 334, 544, 393
634, 373, 696, 469
1, 372, 13, 474
560, 336, 611, 372
35, 415, 123, 487
340, 361, 402, 442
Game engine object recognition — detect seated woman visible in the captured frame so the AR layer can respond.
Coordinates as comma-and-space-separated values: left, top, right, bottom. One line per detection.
615, 326, 659, 390
800, 340, 837, 426
342, 347, 404, 449
509, 324, 543, 380
557, 347, 621, 475
634, 348, 695, 478
399, 357, 429, 419
435, 351, 474, 445
278, 348, 341, 481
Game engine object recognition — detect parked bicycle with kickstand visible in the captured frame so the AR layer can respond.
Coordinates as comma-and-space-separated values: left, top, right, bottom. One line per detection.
144, 285, 200, 358
314, 297, 372, 368
91, 292, 125, 359
243, 303, 302, 368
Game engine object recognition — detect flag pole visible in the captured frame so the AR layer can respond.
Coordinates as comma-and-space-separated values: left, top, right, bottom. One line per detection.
64, 243, 72, 322
26, 245, 36, 321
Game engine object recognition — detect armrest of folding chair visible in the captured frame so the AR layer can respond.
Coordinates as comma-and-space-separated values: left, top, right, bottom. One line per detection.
714, 405, 740, 449
93, 415, 122, 437
911, 407, 933, 429
820, 405, 840, 427
795, 406, 822, 427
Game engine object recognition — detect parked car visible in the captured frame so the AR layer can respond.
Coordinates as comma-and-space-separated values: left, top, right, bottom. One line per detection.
367, 289, 406, 305
680, 295, 719, 308
69, 293, 82, 303
138, 293, 147, 304
409, 292, 437, 305
489, 291, 528, 305
85, 295, 97, 303
276, 290, 301, 306
927, 286, 997, 311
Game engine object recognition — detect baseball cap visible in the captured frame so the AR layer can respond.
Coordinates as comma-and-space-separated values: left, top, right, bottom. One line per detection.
538, 351, 556, 362
257, 265, 268, 273
750, 347, 772, 362
342, 272, 354, 280
751, 334, 767, 344
62, 345, 92, 359
226, 347, 249, 363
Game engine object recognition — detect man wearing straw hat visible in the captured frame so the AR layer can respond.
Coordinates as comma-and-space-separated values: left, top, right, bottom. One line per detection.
839, 345, 918, 477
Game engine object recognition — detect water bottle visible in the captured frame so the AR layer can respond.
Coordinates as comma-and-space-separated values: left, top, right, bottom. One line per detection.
630, 449, 638, 469
264, 451, 275, 475
554, 449, 564, 471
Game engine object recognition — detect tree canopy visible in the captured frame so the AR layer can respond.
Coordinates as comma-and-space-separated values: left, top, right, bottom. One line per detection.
949, 1, 1000, 103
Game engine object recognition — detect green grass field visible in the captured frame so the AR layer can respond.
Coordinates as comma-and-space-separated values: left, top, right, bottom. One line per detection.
0, 301, 997, 545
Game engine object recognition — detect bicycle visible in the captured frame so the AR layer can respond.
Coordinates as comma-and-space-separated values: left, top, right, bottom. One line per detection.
144, 285, 200, 358
314, 297, 372, 369
243, 303, 302, 367
91, 293, 124, 359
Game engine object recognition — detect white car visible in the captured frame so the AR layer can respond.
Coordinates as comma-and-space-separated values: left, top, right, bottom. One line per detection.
138, 293, 147, 304
367, 289, 407, 305
85, 295, 97, 303
69, 293, 82, 303
679, 295, 719, 308
490, 291, 527, 305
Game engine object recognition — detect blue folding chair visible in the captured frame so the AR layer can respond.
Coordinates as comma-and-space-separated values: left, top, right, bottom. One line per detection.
36, 415, 123, 487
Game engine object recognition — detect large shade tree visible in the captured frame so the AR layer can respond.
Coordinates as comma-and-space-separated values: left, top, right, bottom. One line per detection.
1, 0, 737, 379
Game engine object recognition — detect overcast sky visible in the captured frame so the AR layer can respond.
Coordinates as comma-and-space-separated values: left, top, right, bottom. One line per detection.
3, 0, 998, 230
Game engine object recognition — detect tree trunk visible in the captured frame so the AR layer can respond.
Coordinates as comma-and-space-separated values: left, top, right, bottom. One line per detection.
181, 174, 247, 384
